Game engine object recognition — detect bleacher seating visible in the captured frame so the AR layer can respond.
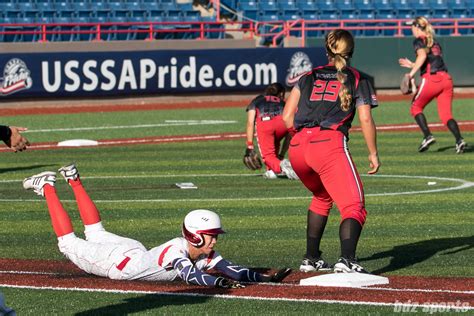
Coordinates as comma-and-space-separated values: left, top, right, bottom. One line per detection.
0, 0, 473, 42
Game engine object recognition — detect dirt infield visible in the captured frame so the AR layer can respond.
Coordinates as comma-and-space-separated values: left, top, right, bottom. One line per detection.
0, 258, 472, 309
1, 91, 474, 117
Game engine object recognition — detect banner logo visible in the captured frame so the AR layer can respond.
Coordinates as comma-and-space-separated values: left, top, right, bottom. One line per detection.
0, 58, 33, 96
286, 52, 313, 86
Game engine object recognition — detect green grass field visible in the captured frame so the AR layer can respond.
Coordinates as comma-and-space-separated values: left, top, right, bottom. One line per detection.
1, 98, 473, 314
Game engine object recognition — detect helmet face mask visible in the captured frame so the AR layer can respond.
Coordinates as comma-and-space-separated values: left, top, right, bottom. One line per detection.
182, 209, 225, 248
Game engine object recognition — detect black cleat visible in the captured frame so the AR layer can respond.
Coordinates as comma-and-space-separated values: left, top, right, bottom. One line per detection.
418, 135, 436, 152
333, 257, 370, 274
455, 139, 467, 154
299, 257, 332, 272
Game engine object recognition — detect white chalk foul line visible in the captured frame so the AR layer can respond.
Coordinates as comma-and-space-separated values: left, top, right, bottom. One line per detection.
0, 174, 473, 203
0, 269, 471, 295
23, 120, 238, 133
0, 284, 472, 311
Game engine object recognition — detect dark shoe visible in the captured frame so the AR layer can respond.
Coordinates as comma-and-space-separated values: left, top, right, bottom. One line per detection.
455, 139, 467, 154
299, 257, 332, 272
333, 257, 370, 274
418, 135, 436, 152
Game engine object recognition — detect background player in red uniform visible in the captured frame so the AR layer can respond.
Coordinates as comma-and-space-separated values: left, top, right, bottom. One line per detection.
245, 82, 298, 179
283, 29, 380, 273
399, 16, 467, 153
23, 163, 291, 287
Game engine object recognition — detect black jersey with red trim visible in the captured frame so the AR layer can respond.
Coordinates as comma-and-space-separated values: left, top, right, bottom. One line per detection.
294, 65, 377, 137
413, 37, 448, 76
246, 94, 285, 118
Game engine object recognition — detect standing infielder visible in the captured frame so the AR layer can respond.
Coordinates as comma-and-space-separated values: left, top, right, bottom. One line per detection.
244, 83, 298, 179
399, 16, 467, 153
283, 29, 380, 274
23, 164, 291, 288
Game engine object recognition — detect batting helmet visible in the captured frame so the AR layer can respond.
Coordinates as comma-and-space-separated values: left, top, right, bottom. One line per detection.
182, 209, 225, 247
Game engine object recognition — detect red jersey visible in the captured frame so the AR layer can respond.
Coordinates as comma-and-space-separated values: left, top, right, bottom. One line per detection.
294, 65, 377, 137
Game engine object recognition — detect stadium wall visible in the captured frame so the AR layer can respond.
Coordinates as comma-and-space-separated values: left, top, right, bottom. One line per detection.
307, 36, 474, 88
1, 36, 473, 100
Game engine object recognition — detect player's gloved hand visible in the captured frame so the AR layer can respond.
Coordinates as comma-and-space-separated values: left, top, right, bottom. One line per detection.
243, 148, 262, 170
215, 277, 246, 289
260, 268, 292, 283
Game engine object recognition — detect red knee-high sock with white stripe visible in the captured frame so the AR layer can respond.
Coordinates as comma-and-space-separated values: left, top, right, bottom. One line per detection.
69, 178, 101, 225
44, 185, 74, 237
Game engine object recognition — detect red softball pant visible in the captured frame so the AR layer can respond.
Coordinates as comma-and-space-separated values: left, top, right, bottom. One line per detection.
255, 115, 288, 173
289, 127, 367, 226
411, 71, 454, 125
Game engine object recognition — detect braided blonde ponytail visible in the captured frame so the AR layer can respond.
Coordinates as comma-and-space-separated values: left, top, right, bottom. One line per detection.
325, 30, 355, 111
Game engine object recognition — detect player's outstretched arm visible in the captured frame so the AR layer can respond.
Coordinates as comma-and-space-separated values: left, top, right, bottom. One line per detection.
214, 259, 291, 283
173, 258, 245, 288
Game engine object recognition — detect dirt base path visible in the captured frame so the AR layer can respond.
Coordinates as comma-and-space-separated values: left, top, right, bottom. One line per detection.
1, 91, 474, 116
0, 258, 472, 310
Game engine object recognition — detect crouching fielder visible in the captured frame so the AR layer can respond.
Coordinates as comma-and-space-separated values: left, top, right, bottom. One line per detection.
23, 164, 290, 288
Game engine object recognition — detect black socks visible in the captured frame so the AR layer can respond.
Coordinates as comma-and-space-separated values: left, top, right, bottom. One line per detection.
415, 113, 432, 138
339, 218, 363, 260
306, 211, 328, 259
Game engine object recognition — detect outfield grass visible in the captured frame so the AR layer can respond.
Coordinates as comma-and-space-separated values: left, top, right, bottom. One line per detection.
0, 97, 473, 314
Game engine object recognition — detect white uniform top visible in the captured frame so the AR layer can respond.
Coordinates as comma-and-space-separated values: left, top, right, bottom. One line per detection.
58, 230, 223, 282
121, 237, 223, 281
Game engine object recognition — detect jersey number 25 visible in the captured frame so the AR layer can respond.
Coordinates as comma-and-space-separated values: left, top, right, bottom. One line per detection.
309, 80, 341, 102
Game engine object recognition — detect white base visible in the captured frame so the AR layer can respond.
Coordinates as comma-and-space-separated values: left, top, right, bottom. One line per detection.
57, 139, 99, 147
299, 272, 389, 288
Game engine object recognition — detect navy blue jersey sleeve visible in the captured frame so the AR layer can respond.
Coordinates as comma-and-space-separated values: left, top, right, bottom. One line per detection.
246, 95, 262, 112
213, 258, 262, 282
355, 79, 378, 108
173, 257, 221, 287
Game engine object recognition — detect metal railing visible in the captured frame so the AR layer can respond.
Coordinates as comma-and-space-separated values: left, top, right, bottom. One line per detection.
0, 20, 255, 42
257, 18, 474, 47
1, 18, 473, 45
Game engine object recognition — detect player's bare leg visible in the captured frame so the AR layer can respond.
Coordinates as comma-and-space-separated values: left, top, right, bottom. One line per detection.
23, 172, 74, 237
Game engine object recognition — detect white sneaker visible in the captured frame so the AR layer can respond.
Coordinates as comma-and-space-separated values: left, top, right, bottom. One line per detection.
280, 159, 299, 180
58, 163, 79, 183
23, 172, 56, 196
263, 170, 277, 179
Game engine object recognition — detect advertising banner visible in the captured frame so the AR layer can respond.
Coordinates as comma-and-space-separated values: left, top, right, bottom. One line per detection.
0, 47, 326, 98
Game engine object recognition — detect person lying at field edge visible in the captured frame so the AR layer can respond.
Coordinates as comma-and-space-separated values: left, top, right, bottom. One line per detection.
23, 163, 291, 288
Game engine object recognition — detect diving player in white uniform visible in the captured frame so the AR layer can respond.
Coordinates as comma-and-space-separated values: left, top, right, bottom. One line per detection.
23, 164, 291, 288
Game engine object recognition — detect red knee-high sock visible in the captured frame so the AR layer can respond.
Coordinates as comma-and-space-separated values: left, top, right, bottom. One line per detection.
69, 178, 101, 225
44, 185, 74, 237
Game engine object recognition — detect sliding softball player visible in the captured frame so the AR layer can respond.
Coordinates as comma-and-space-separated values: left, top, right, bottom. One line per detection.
23, 164, 291, 288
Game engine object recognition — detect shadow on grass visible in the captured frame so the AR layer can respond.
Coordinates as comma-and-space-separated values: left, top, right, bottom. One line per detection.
75, 293, 208, 315
436, 144, 473, 153
359, 235, 474, 275
0, 164, 56, 174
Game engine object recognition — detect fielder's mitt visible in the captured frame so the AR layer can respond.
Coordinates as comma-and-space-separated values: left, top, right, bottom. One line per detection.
243, 148, 262, 170
400, 74, 413, 95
